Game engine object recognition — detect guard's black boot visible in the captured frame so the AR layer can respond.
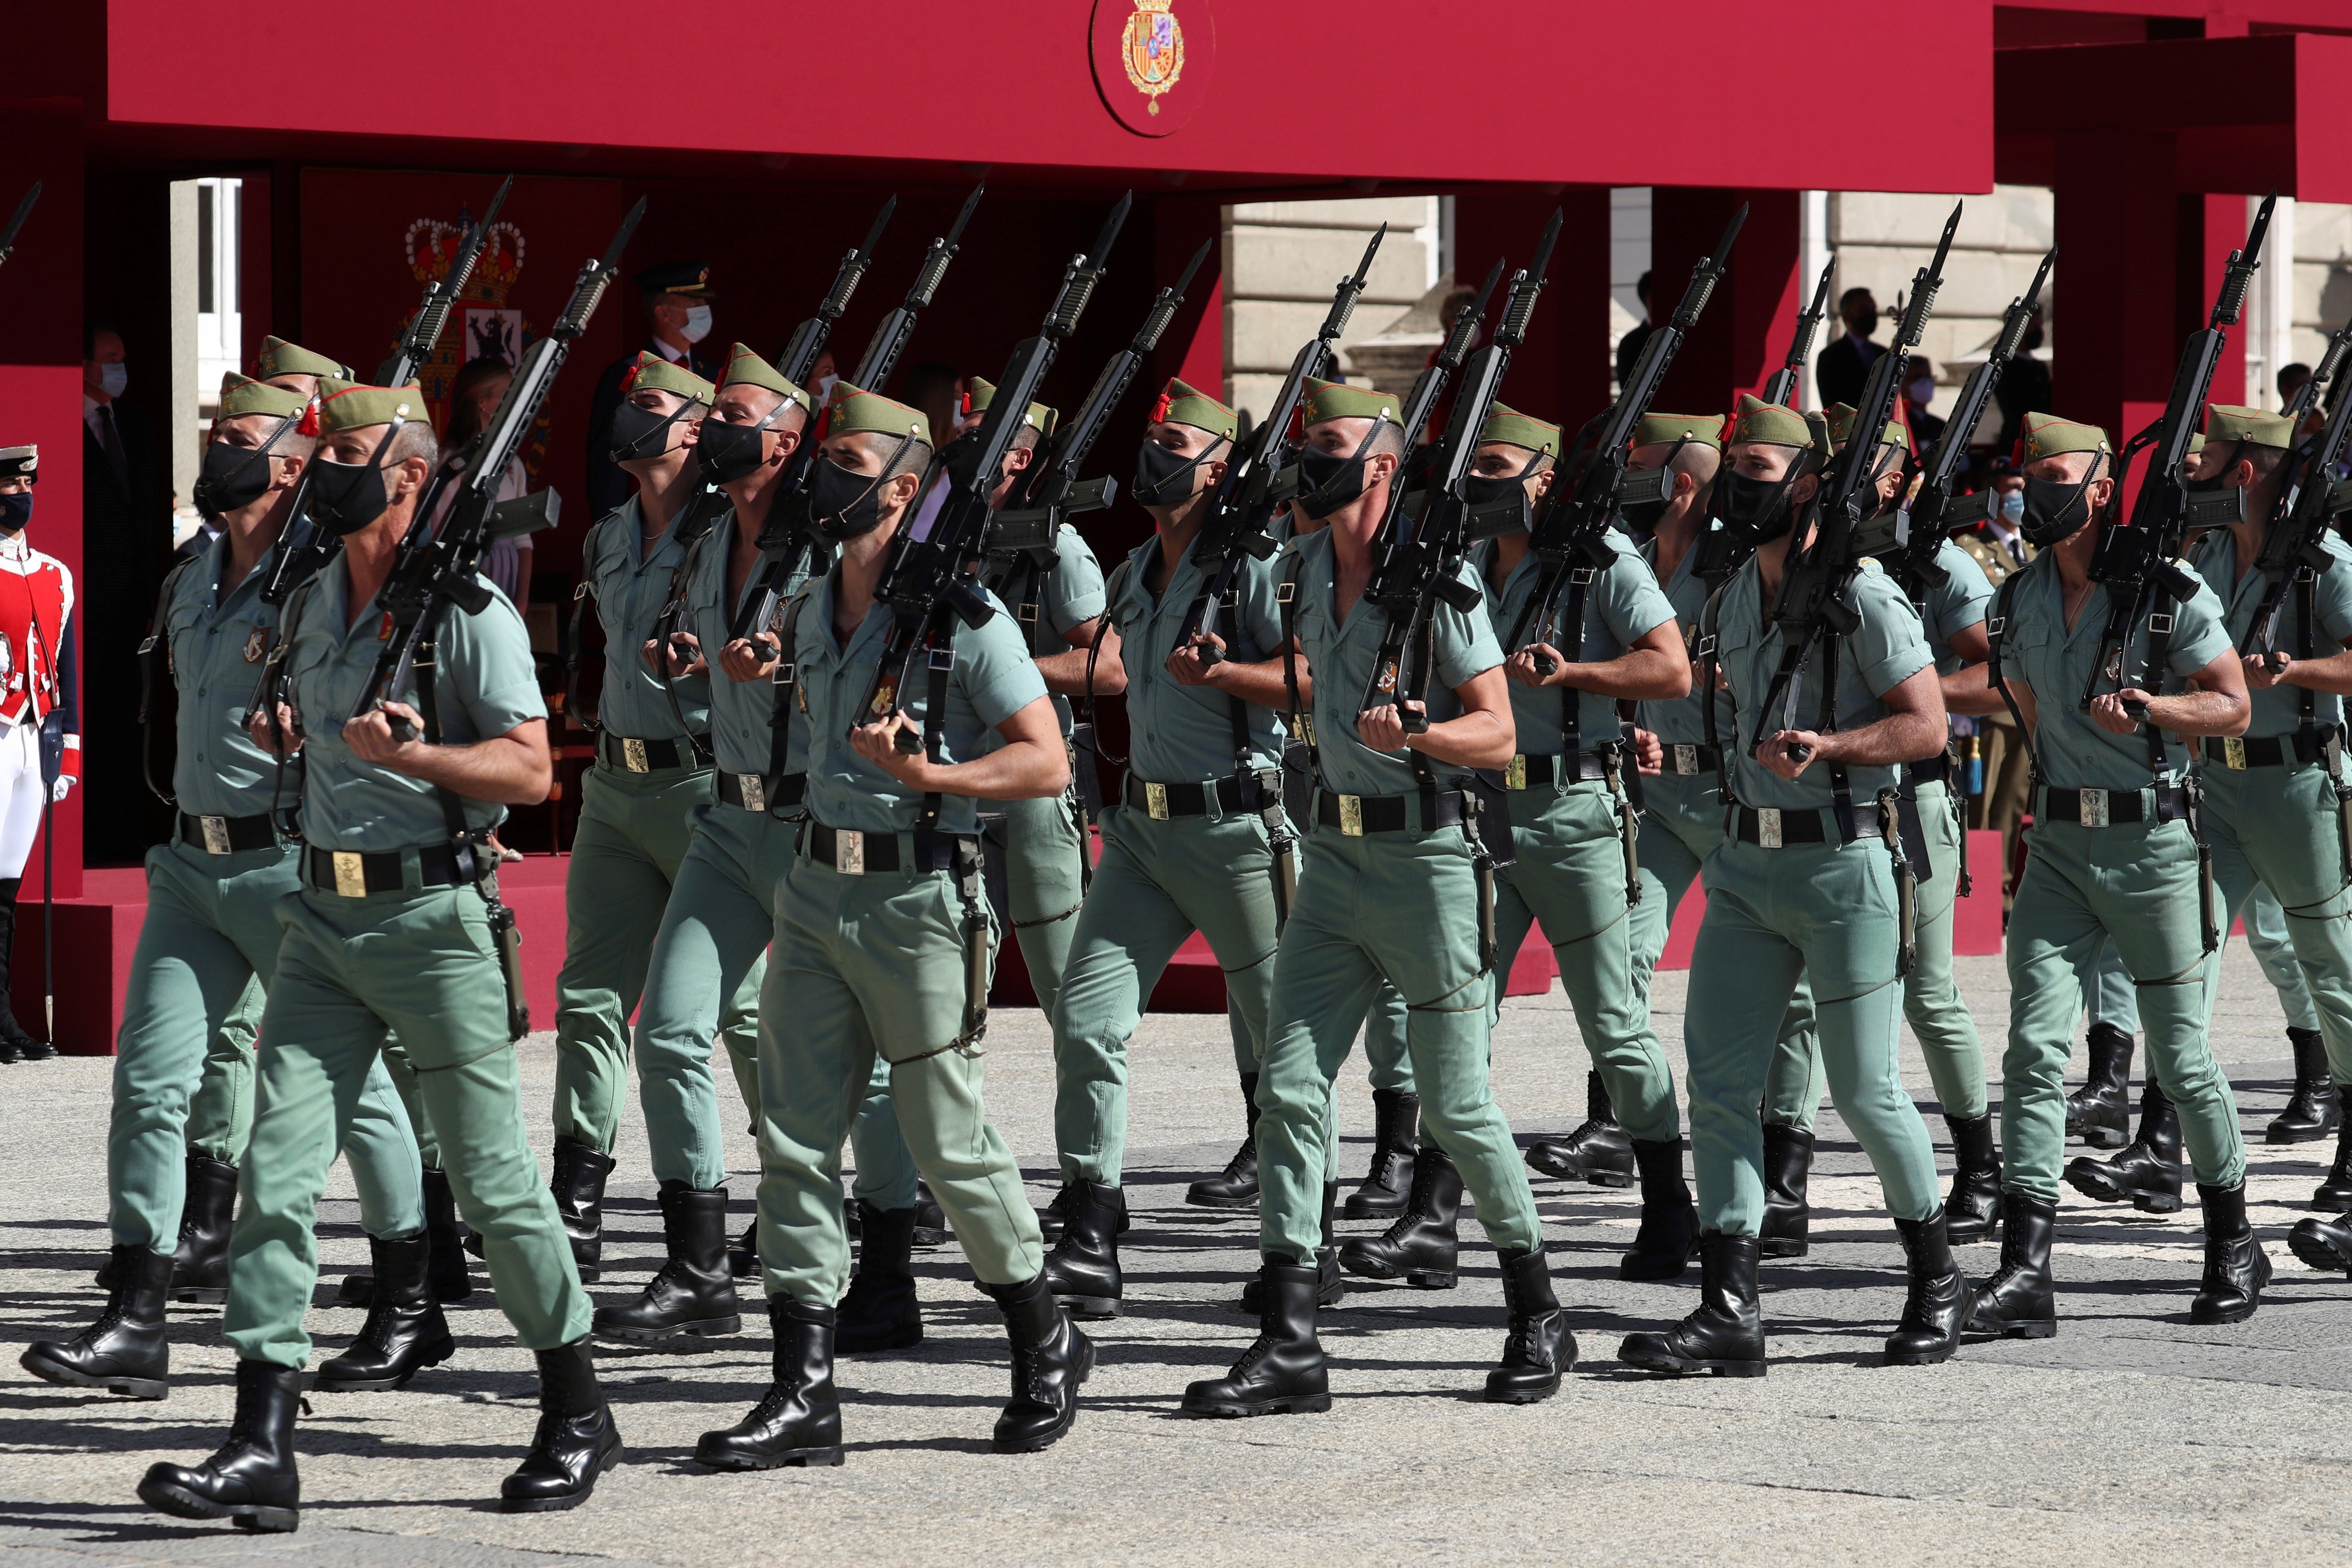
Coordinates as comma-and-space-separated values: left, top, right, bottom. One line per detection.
136, 1359, 301, 1532
911, 1181, 948, 1248
500, 1338, 623, 1513
2269, 1028, 2340, 1145
1239, 1181, 1347, 1312
1041, 1179, 1126, 1320
1758, 1122, 1813, 1258
695, 1298, 845, 1470
984, 1271, 1094, 1452
2314, 1086, 2352, 1210
473, 1135, 614, 1280
2190, 1180, 2271, 1325
1486, 1244, 1574, 1403
1966, 1190, 2057, 1339
1886, 1212, 1972, 1365
23, 1244, 172, 1399
1188, 1071, 1261, 1207
727, 1219, 760, 1279
1619, 1137, 1700, 1282
1524, 1070, 1636, 1187
592, 1182, 741, 1346
1339, 1146, 1461, 1289
1184, 1256, 1330, 1417
313, 1234, 455, 1391
2066, 1022, 2135, 1148
2288, 1208, 2352, 1275
1619, 1233, 1766, 1377
2064, 1080, 2182, 1212
834, 1201, 922, 1354
337, 1167, 474, 1309
0, 888, 49, 1061
170, 1156, 237, 1304
1344, 1089, 1420, 1218
1943, 1113, 2003, 1245
1037, 1182, 1074, 1244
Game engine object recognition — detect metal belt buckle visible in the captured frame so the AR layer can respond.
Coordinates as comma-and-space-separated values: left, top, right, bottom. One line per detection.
1673, 745, 1699, 776
621, 737, 650, 773
739, 774, 767, 813
833, 828, 866, 875
332, 851, 367, 898
1145, 782, 1170, 820
2222, 737, 2247, 771
2079, 788, 2110, 828
1504, 756, 1527, 791
1756, 807, 1783, 849
198, 816, 231, 855
1338, 795, 1365, 836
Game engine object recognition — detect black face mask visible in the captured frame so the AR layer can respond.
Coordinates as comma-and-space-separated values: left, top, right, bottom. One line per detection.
2018, 453, 2104, 547
2181, 440, 2246, 494
609, 399, 693, 464
1712, 462, 1805, 545
308, 424, 404, 536
807, 455, 896, 543
1133, 435, 1224, 508
193, 428, 285, 518
1295, 419, 1387, 521
1851, 309, 1880, 339
0, 492, 31, 534
696, 417, 773, 487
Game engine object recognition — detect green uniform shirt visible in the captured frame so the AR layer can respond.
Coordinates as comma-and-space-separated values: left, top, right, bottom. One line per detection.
1282, 527, 1503, 799
2192, 527, 2352, 738
1917, 538, 1995, 674
1637, 531, 1736, 747
164, 535, 288, 820
1713, 555, 1932, 810
790, 568, 1048, 836
1995, 557, 2232, 789
285, 556, 545, 849
984, 524, 1105, 735
585, 497, 711, 742
1108, 536, 1283, 782
1475, 530, 1675, 755
681, 509, 815, 779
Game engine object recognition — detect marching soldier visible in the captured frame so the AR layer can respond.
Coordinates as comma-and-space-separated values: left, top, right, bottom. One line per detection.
1182, 378, 1571, 1418
695, 385, 1088, 1469
1968, 411, 2263, 1337
1618, 395, 1966, 1377
586, 262, 719, 516
139, 380, 620, 1530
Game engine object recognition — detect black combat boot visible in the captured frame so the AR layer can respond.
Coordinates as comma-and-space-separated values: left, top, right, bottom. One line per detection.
1238, 1181, 1347, 1312
728, 1219, 760, 1279
1966, 1190, 2057, 1338
1619, 1137, 1700, 1282
136, 1359, 301, 1532
2190, 1180, 2271, 1325
835, 1201, 922, 1354
1486, 1244, 1575, 1403
1188, 1071, 1261, 1207
1943, 1113, 2003, 1245
314, 1234, 455, 1391
170, 1156, 238, 1304
22, 1244, 172, 1399
2289, 1204, 2352, 1275
1338, 1146, 1461, 1289
1618, 1233, 1766, 1377
499, 1338, 624, 1512
1344, 1088, 1419, 1219
1184, 1255, 1330, 1417
983, 1271, 1094, 1452
1759, 1122, 1813, 1258
912, 1181, 948, 1248
472, 1135, 614, 1279
0, 886, 50, 1061
2065, 1021, 2134, 1148
1041, 1179, 1126, 1320
2314, 1086, 2352, 1210
2269, 1028, 2340, 1145
591, 1182, 742, 1347
1885, 1211, 1972, 1365
695, 1298, 845, 1470
2064, 1080, 2182, 1212
1037, 1182, 1074, 1244
1524, 1070, 1636, 1187
338, 1167, 474, 1310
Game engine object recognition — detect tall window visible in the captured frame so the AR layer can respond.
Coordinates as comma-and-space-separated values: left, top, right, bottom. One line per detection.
194, 177, 241, 398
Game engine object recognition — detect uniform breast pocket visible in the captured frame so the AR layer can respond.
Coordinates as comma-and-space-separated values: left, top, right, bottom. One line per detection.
163, 608, 205, 679
283, 640, 340, 732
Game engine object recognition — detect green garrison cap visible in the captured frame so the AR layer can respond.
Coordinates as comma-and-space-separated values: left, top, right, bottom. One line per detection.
2206, 402, 2298, 450
1150, 377, 1238, 441
1632, 412, 1724, 451
1479, 403, 1561, 458
619, 351, 714, 405
1301, 375, 1400, 428
315, 378, 433, 436
714, 343, 812, 414
2018, 411, 2110, 463
968, 377, 1057, 438
2187, 430, 2207, 455
1824, 402, 1911, 452
254, 335, 351, 381
218, 372, 308, 421
1730, 393, 1811, 449
821, 383, 933, 447
0, 445, 36, 483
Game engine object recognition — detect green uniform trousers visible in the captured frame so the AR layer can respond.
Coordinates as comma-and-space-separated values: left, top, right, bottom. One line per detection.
1052, 803, 1281, 1186
1491, 780, 1678, 1141
1000, 791, 1089, 1021
1685, 832, 1942, 1235
551, 763, 762, 1163
2200, 758, 2352, 1079
2003, 813, 2244, 1202
224, 877, 590, 1368
1256, 822, 1539, 1261
1291, 831, 1412, 1093
757, 850, 1041, 1304
2089, 882, 2317, 1036
109, 840, 422, 1254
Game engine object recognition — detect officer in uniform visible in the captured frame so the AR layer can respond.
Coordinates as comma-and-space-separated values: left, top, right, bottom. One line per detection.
695, 384, 1088, 1469
1618, 395, 1967, 1377
586, 263, 719, 517
23, 380, 432, 1403
1181, 377, 1571, 1418
1969, 411, 2264, 1337
138, 381, 620, 1530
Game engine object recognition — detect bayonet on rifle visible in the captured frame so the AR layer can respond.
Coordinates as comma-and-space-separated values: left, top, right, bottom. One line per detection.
1762, 251, 1837, 410
378, 176, 513, 388
0, 181, 39, 266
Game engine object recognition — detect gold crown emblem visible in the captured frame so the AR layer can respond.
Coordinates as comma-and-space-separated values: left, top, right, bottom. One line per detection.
1121, 0, 1184, 112
402, 212, 526, 306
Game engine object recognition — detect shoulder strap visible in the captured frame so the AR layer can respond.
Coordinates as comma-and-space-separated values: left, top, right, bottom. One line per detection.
1277, 551, 1312, 774
264, 575, 325, 839
654, 524, 715, 764
1084, 559, 1134, 771
1984, 568, 2041, 788
563, 512, 617, 733
136, 557, 199, 805
765, 589, 812, 783
1697, 582, 1733, 805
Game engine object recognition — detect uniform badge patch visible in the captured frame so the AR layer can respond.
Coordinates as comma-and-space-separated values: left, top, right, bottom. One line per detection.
243, 627, 268, 663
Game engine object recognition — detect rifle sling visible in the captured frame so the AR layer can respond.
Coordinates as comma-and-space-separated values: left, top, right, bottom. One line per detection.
136, 557, 198, 807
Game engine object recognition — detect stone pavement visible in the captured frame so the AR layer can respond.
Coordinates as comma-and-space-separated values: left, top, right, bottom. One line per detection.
3, 943, 2349, 1566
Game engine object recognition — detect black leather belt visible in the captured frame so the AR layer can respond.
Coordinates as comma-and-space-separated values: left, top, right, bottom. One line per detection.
1661, 742, 1722, 777
1731, 802, 1889, 847
598, 731, 705, 773
1123, 772, 1266, 819
798, 821, 976, 875
303, 843, 469, 896
2036, 784, 2189, 826
1910, 750, 1954, 787
1502, 751, 1616, 789
717, 770, 804, 812
178, 810, 278, 855
1315, 789, 1468, 835
2202, 730, 2338, 770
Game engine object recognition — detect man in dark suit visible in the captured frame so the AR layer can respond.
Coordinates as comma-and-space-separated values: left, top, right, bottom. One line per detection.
1814, 287, 1884, 410
1615, 270, 1652, 391
1903, 354, 1947, 454
584, 263, 719, 519
80, 323, 173, 863
1993, 308, 2052, 456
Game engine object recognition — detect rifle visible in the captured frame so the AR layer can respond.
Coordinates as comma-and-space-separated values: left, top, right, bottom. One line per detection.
376, 176, 513, 386
1762, 250, 1837, 409
2240, 317, 2352, 659
0, 181, 39, 266
777, 196, 895, 386
1180, 226, 1385, 661
1504, 205, 1748, 672
1753, 202, 1959, 760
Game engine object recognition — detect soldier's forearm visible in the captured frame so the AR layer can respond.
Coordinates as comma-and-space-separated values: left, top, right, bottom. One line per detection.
1808, 709, 1947, 767
2145, 687, 2247, 738
390, 735, 552, 807
1558, 648, 1688, 702
943, 736, 1069, 804
1033, 648, 1098, 696
2285, 649, 2352, 697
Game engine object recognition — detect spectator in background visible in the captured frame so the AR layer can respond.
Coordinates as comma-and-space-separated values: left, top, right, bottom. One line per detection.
585, 263, 719, 518
1993, 307, 2052, 456
901, 360, 964, 451
81, 322, 172, 863
1615, 270, 1652, 390
444, 356, 533, 611
2279, 362, 2312, 408
1815, 286, 1884, 409
807, 347, 841, 409
1904, 354, 1946, 453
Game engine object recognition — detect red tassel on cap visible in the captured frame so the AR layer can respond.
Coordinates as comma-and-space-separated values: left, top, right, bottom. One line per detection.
297, 400, 320, 437
1149, 385, 1173, 425
619, 356, 643, 395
